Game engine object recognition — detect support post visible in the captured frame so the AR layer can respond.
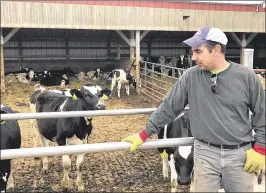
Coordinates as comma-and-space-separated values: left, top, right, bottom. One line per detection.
240, 34, 246, 64
148, 40, 151, 57
107, 36, 110, 60
229, 32, 257, 65
130, 31, 135, 61
18, 39, 22, 71
1, 29, 5, 94
117, 44, 120, 60
135, 30, 140, 93
65, 30, 69, 65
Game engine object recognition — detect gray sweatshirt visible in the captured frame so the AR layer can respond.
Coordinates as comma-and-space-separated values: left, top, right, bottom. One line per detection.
144, 62, 265, 147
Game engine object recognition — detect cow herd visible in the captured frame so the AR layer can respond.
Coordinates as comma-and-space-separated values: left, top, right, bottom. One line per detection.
140, 55, 190, 78
1, 61, 265, 192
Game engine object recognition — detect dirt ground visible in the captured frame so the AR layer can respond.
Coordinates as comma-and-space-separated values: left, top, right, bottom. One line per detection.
1, 78, 189, 192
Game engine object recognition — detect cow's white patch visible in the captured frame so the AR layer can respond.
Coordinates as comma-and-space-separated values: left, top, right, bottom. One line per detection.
59, 99, 68, 112
180, 54, 184, 64
1, 104, 5, 109
66, 134, 83, 145
178, 146, 192, 159
169, 154, 178, 191
84, 117, 92, 125
83, 85, 102, 95
62, 74, 68, 80
1, 172, 8, 182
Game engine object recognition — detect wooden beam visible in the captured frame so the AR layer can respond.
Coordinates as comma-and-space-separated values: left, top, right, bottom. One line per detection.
116, 30, 130, 46
240, 34, 246, 64
129, 31, 135, 60
3, 28, 20, 45
246, 33, 257, 46
135, 30, 140, 93
117, 44, 120, 60
1, 29, 5, 94
140, 30, 149, 41
18, 39, 22, 71
229, 32, 242, 47
148, 40, 151, 57
65, 30, 69, 64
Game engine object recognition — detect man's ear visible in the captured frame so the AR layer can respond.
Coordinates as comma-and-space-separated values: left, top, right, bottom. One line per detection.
214, 44, 221, 55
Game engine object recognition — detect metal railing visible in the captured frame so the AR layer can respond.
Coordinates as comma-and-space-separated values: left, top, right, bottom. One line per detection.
0, 106, 190, 160
139, 61, 187, 103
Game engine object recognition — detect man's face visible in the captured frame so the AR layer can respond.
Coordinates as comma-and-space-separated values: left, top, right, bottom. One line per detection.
191, 44, 218, 71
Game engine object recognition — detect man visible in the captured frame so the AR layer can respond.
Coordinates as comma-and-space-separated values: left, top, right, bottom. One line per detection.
122, 27, 265, 192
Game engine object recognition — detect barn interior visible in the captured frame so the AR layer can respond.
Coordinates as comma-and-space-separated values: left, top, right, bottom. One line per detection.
2, 28, 266, 73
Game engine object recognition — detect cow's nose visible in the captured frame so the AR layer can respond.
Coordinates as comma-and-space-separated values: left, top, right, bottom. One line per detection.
96, 103, 106, 110
177, 178, 191, 185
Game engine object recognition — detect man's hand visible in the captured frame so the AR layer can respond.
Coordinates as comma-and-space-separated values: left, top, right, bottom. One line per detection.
243, 148, 265, 173
121, 130, 149, 152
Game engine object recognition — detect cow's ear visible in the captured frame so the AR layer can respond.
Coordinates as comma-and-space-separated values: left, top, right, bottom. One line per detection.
70, 89, 82, 100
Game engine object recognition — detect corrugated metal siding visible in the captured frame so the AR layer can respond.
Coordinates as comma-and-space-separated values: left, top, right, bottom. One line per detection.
3, 37, 265, 73
1, 1, 265, 32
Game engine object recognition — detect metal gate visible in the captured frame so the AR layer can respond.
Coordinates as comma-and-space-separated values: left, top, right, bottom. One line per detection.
139, 61, 186, 103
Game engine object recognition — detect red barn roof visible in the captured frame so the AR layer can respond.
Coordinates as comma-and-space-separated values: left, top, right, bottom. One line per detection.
20, 1, 265, 12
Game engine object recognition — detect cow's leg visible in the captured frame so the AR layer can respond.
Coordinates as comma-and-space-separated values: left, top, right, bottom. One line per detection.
160, 149, 169, 180
38, 134, 49, 173
169, 154, 178, 192
61, 155, 71, 191
67, 135, 85, 192
117, 81, 122, 98
110, 78, 116, 96
6, 160, 14, 190
125, 83, 130, 96
29, 103, 39, 148
76, 153, 85, 192
76, 140, 85, 192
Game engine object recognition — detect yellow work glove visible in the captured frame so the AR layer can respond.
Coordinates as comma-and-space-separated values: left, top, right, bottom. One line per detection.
121, 130, 149, 152
243, 148, 265, 173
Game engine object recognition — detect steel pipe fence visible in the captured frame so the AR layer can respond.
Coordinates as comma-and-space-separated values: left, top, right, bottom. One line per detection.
1, 137, 195, 160
0, 107, 190, 120
139, 61, 186, 102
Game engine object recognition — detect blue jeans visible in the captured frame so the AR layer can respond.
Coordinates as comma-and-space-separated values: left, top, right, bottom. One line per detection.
191, 139, 255, 192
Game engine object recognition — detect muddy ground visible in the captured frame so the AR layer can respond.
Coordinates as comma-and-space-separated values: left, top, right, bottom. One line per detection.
1, 78, 190, 192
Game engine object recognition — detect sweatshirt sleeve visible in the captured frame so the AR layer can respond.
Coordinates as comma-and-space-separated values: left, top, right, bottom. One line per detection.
249, 72, 265, 153
144, 71, 189, 137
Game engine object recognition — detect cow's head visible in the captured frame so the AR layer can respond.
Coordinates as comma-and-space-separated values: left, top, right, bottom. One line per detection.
174, 146, 194, 185
77, 87, 106, 110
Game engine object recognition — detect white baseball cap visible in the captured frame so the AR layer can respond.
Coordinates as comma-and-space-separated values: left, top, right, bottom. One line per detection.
183, 27, 228, 47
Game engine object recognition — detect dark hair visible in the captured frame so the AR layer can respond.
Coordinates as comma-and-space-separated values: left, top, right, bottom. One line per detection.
204, 40, 226, 54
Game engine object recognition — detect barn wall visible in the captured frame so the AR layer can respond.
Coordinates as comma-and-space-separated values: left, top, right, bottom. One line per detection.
3, 36, 265, 73
1, 1, 265, 32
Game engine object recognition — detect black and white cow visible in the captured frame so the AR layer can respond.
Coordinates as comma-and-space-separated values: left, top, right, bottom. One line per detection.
176, 55, 189, 69
29, 87, 106, 191
110, 69, 136, 98
5, 68, 35, 84
86, 68, 103, 80
39, 73, 69, 87
157, 111, 193, 192
0, 104, 21, 192
48, 85, 112, 100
